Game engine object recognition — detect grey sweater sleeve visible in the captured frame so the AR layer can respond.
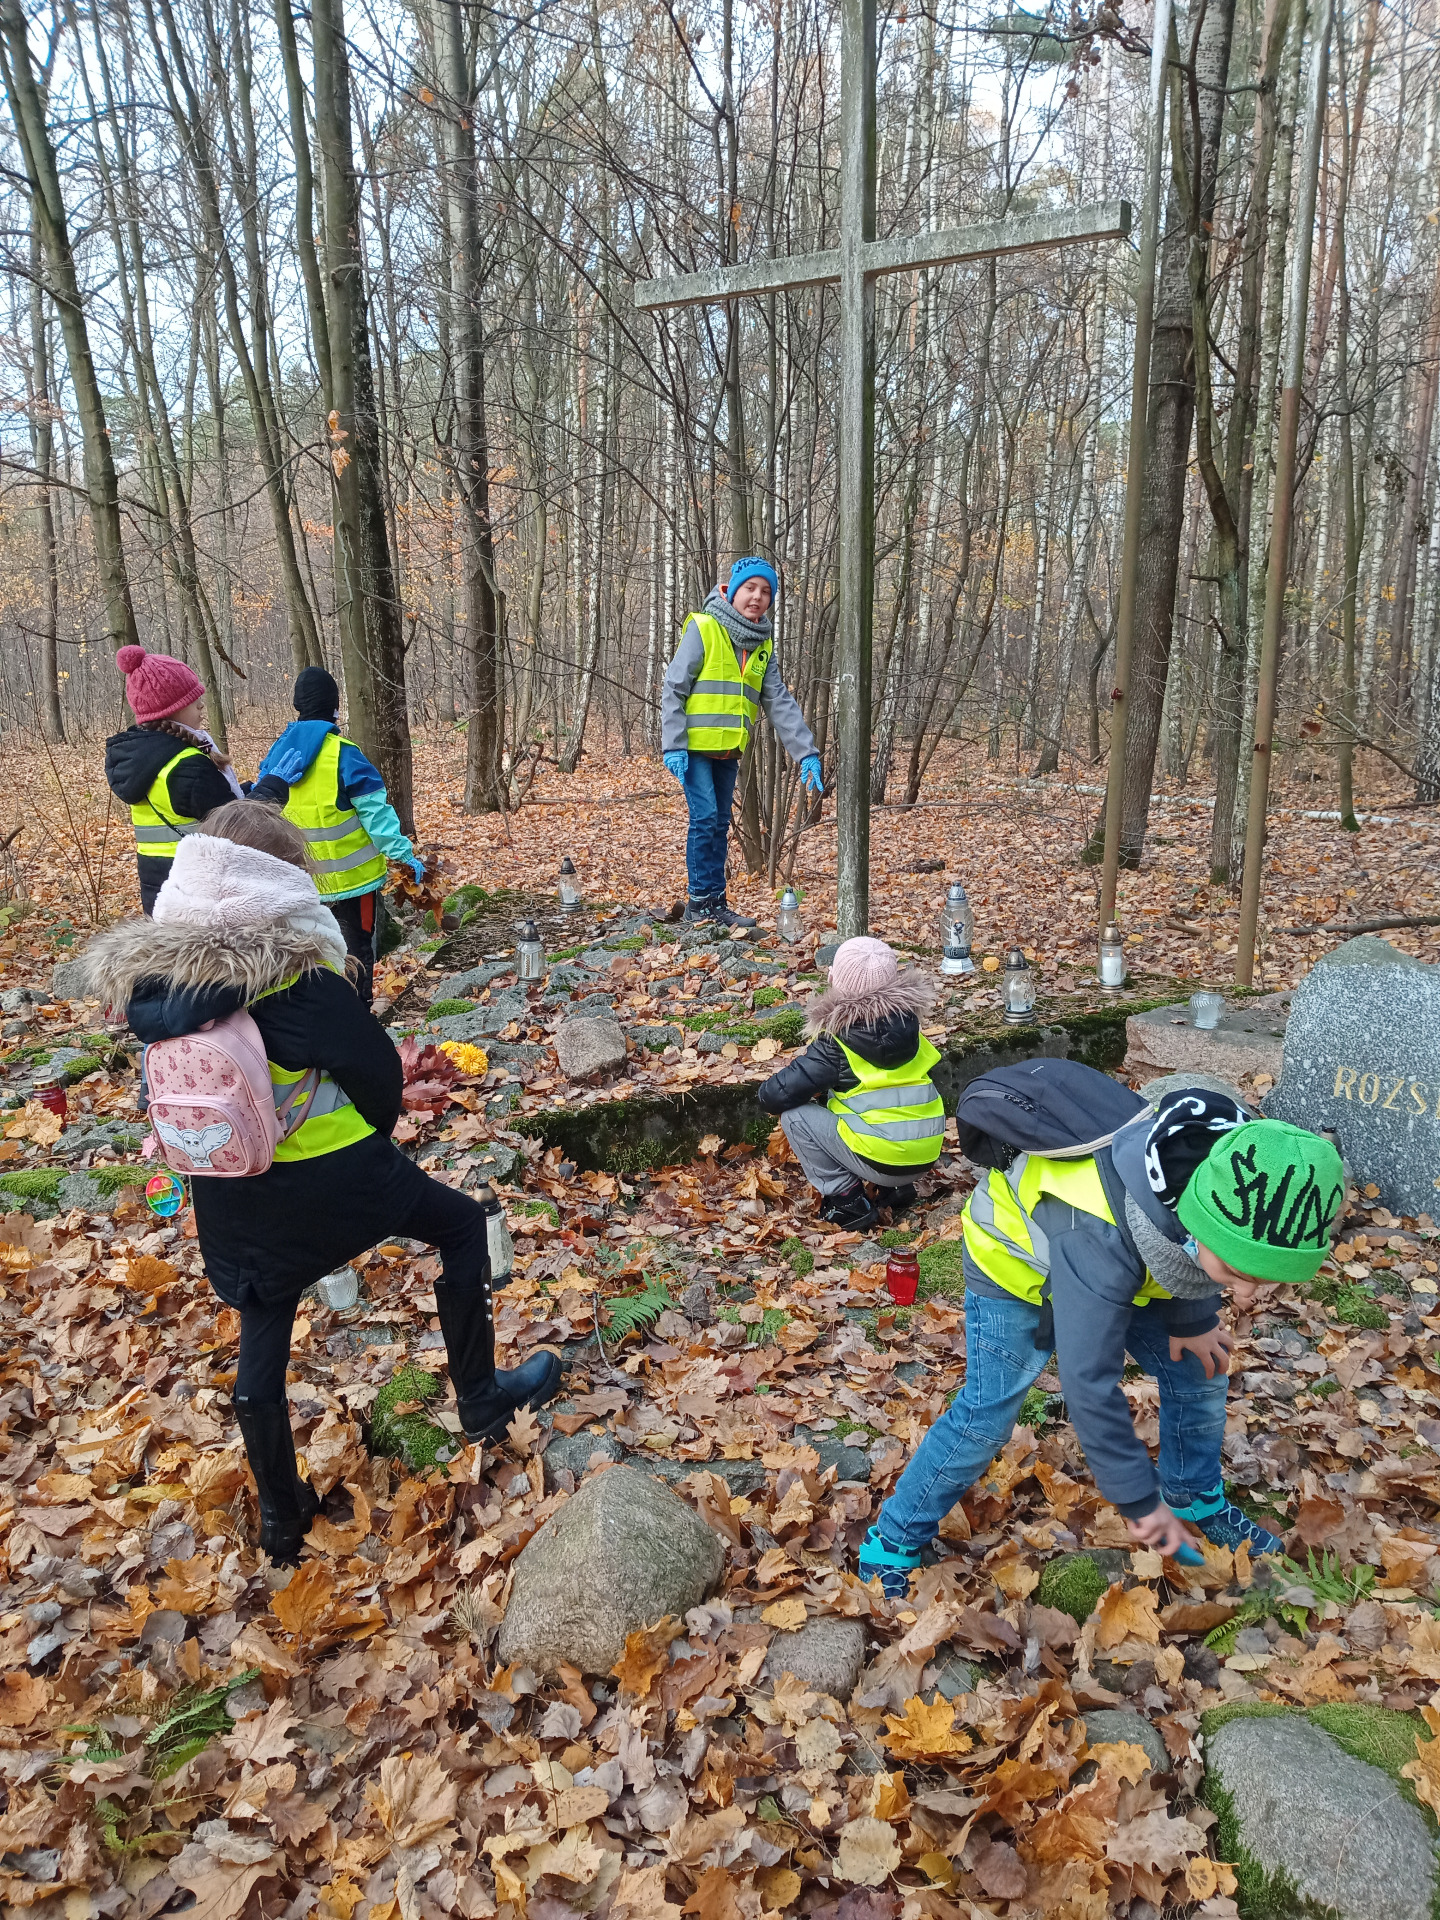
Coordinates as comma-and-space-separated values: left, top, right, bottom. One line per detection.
661, 618, 706, 755
758, 653, 817, 762
1035, 1200, 1162, 1519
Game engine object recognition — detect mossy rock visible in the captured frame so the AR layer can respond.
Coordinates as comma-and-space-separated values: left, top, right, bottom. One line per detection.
752, 987, 786, 1009
602, 933, 650, 952
0, 1168, 65, 1203
1036, 1551, 1110, 1624
369, 1365, 459, 1472
1334, 1285, 1389, 1330
87, 1164, 149, 1196
427, 997, 477, 1019
761, 1010, 806, 1048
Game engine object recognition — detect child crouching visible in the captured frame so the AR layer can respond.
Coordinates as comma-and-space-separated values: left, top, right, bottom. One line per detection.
84, 803, 562, 1563
756, 937, 944, 1233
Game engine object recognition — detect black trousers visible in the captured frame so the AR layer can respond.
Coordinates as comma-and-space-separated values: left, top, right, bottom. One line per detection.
234, 1173, 489, 1404
328, 888, 381, 1007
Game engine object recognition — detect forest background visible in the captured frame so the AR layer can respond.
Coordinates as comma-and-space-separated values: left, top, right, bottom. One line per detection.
0, 0, 1438, 917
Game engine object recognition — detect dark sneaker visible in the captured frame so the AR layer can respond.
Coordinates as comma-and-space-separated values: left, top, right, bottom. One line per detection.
1171, 1486, 1284, 1556
879, 1182, 919, 1214
858, 1526, 922, 1600
708, 897, 758, 930
682, 899, 715, 925
820, 1183, 879, 1232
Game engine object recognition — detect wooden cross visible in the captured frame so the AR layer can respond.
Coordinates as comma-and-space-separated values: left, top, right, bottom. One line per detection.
636, 0, 1131, 937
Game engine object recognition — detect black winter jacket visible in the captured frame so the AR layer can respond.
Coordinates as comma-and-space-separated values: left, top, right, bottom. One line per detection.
104, 726, 288, 910
756, 1010, 931, 1174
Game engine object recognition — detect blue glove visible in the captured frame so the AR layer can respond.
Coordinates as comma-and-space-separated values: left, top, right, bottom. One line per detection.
663, 750, 689, 782
406, 857, 426, 885
799, 754, 824, 795
261, 748, 309, 786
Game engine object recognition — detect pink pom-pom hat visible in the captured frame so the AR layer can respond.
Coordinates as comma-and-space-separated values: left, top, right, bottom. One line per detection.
116, 646, 205, 724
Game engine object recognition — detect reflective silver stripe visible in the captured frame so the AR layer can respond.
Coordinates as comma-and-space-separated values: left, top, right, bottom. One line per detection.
836, 1111, 946, 1143
690, 678, 761, 707
274, 1069, 353, 1138
309, 842, 388, 874
686, 702, 757, 723
967, 1180, 1051, 1273
297, 818, 366, 845
833, 1090, 948, 1121
134, 821, 201, 844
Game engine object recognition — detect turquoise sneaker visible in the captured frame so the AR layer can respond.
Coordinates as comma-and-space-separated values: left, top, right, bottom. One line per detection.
1170, 1486, 1284, 1556
858, 1526, 923, 1600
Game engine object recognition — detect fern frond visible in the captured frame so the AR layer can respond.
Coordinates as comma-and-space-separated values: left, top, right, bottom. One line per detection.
604, 1278, 674, 1340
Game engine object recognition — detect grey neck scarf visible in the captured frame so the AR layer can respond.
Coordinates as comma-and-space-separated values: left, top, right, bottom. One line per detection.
1124, 1193, 1217, 1299
703, 585, 772, 648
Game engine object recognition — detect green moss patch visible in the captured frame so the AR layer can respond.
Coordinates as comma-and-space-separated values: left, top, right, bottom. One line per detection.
917, 1239, 966, 1302
1334, 1285, 1388, 1329
369, 1365, 459, 1472
1036, 1551, 1108, 1624
427, 997, 477, 1018
0, 1168, 65, 1202
88, 1165, 149, 1195
751, 987, 786, 1009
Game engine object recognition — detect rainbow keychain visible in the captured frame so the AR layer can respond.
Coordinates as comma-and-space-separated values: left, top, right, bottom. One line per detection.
144, 1170, 186, 1218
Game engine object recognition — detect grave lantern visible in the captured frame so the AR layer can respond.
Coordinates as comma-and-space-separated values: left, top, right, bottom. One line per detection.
1189, 990, 1223, 1030
1002, 947, 1036, 1024
1099, 921, 1127, 993
558, 856, 581, 912
517, 919, 545, 980
473, 1181, 515, 1284
939, 881, 975, 975
776, 889, 802, 943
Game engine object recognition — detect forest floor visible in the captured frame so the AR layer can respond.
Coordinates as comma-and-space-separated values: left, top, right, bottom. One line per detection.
0, 732, 1438, 1919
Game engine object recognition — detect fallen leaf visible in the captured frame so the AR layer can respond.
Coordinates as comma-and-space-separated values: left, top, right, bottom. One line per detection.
506, 1405, 543, 1453
971, 1839, 1027, 1900
1094, 1580, 1161, 1649
0, 1673, 48, 1728
880, 1696, 973, 1761
366, 1751, 458, 1849
222, 1697, 297, 1765
836, 1817, 902, 1887
612, 1616, 685, 1698
762, 1597, 808, 1630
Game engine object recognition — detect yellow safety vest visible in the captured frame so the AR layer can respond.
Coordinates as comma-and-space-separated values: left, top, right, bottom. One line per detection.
828, 1037, 946, 1168
253, 973, 373, 1162
130, 747, 207, 860
282, 731, 388, 897
683, 613, 773, 754
962, 1151, 1171, 1308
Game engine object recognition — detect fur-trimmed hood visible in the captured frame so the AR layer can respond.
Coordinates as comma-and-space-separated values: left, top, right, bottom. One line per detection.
83, 912, 346, 1014
804, 964, 936, 1038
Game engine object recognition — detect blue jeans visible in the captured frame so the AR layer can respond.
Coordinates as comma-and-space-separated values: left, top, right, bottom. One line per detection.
876, 1288, 1229, 1548
682, 754, 739, 900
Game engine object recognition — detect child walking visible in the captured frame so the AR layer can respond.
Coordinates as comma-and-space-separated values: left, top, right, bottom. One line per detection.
660, 557, 824, 928
857, 1086, 1345, 1594
84, 803, 561, 1565
105, 647, 289, 913
258, 667, 424, 1006
756, 937, 945, 1231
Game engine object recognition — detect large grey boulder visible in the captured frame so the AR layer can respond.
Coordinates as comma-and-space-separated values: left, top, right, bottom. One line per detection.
554, 1015, 627, 1079
1205, 1712, 1439, 1920
763, 1617, 867, 1702
496, 1466, 724, 1675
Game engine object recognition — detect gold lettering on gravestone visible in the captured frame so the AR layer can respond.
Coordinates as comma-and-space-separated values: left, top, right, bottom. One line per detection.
1331, 1064, 1430, 1113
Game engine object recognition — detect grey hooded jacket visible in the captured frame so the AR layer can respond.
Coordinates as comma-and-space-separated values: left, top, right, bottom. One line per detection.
660, 614, 817, 761
965, 1107, 1224, 1517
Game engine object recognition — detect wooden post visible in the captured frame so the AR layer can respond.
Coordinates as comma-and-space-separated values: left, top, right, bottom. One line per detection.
834, 0, 877, 940
1098, 0, 1173, 929
1235, 0, 1333, 986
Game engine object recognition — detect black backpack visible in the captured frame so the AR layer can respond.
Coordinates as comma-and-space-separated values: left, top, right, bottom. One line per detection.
953, 1058, 1146, 1170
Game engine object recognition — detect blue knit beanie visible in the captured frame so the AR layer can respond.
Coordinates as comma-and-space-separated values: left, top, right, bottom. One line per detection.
728, 556, 780, 604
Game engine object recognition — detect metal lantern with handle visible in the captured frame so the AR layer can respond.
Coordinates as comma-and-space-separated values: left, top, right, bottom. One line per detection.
1001, 947, 1036, 1024
939, 881, 975, 975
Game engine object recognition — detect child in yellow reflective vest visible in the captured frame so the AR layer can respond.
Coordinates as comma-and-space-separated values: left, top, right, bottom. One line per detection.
756, 937, 945, 1232
660, 558, 824, 929
856, 1089, 1346, 1595
83, 803, 561, 1566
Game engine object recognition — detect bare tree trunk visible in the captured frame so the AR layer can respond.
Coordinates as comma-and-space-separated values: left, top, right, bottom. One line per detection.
1, 0, 138, 654
25, 203, 62, 741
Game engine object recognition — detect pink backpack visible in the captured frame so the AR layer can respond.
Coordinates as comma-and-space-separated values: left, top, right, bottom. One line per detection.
144, 1011, 307, 1178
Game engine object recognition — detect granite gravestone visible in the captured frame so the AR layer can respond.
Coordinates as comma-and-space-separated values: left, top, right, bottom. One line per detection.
1266, 936, 1440, 1220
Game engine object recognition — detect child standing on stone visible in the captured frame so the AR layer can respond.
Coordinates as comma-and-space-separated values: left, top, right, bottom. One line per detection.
660, 558, 824, 928
84, 802, 561, 1566
856, 1089, 1345, 1594
756, 936, 946, 1231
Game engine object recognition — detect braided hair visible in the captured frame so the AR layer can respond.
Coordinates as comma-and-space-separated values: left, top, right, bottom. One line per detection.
141, 715, 229, 772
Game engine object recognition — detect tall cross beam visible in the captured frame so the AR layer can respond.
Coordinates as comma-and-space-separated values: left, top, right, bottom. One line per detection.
636, 0, 1131, 938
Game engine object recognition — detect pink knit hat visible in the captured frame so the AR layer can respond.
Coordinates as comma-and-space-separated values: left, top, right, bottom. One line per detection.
829, 936, 899, 997
116, 645, 205, 724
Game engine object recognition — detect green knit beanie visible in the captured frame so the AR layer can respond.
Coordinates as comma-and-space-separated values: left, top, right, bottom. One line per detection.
1176, 1119, 1345, 1283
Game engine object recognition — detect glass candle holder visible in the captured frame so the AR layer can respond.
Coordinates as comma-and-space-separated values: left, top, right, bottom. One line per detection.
939, 881, 975, 975
517, 920, 545, 980
776, 889, 802, 942
1098, 922, 1127, 992
1002, 947, 1036, 1024
1189, 990, 1224, 1030
558, 856, 581, 912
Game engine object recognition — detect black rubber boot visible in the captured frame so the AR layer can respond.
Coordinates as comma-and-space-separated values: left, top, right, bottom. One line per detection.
880, 1181, 919, 1214
435, 1278, 565, 1443
682, 898, 715, 925
234, 1400, 320, 1565
820, 1181, 879, 1231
